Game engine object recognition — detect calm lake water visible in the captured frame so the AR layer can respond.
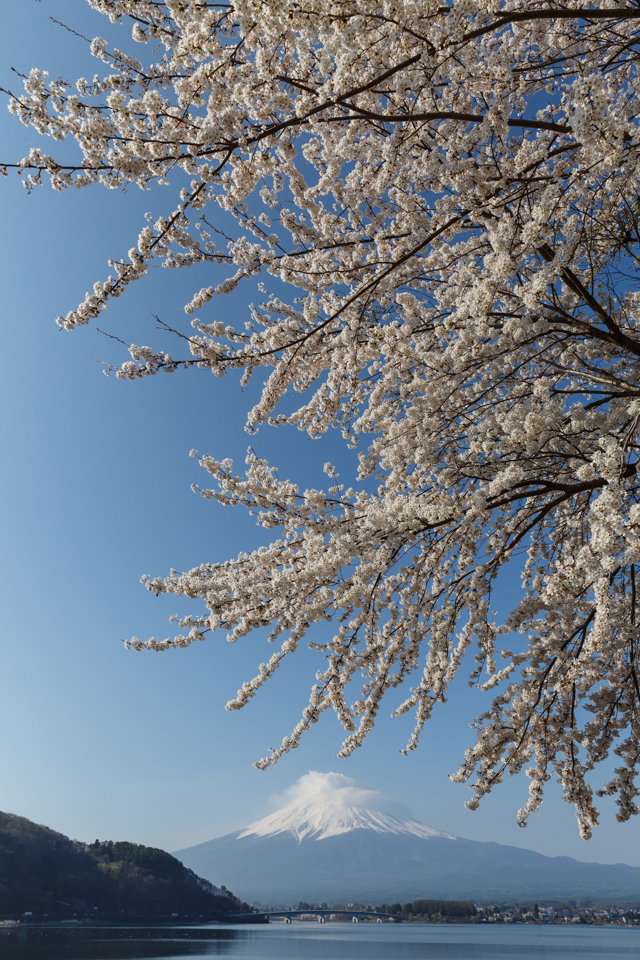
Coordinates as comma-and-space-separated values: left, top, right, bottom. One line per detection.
3, 922, 640, 960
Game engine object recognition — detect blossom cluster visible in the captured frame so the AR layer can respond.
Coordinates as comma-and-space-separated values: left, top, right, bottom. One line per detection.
8, 0, 640, 834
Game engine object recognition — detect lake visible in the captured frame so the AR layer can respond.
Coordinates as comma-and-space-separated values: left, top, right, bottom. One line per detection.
2, 922, 640, 960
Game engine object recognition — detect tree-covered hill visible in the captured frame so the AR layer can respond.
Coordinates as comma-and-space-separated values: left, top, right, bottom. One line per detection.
0, 811, 251, 920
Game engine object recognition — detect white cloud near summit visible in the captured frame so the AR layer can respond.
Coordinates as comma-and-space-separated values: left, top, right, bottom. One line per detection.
240, 770, 450, 842
278, 770, 411, 818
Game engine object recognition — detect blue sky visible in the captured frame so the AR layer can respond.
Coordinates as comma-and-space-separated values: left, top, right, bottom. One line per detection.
1, 0, 639, 871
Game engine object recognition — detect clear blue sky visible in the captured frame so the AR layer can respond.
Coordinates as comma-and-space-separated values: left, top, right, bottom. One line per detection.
0, 0, 638, 869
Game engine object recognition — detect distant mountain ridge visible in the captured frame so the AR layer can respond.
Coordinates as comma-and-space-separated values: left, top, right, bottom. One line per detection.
174, 771, 640, 903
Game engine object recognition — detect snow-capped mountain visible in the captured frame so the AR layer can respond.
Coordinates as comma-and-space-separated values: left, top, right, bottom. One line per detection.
237, 772, 452, 842
174, 772, 640, 904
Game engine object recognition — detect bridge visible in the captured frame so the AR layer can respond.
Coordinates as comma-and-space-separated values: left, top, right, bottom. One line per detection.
257, 909, 400, 924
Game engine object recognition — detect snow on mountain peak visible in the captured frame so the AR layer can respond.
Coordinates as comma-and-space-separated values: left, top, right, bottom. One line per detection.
238, 771, 455, 842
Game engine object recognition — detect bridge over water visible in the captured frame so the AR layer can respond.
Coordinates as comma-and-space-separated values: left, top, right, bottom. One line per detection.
255, 910, 400, 924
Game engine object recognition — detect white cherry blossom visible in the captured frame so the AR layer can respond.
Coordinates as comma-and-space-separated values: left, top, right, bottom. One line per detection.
7, 0, 640, 835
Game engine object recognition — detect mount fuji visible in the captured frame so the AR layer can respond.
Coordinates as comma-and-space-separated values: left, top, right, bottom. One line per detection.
173, 772, 640, 903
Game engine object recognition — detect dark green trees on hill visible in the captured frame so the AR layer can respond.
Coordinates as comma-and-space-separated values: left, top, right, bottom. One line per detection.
0, 811, 250, 920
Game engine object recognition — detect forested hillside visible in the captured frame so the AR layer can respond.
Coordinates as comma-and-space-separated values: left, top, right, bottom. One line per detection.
0, 811, 250, 920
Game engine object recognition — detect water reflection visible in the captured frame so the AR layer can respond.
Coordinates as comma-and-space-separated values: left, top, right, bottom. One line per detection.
0, 927, 240, 960
3, 923, 640, 960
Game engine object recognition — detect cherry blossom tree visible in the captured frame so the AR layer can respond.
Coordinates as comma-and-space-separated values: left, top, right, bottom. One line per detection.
6, 0, 640, 836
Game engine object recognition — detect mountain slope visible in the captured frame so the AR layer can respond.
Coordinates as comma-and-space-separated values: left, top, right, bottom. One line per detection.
237, 795, 453, 842
174, 772, 640, 903
0, 811, 249, 919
